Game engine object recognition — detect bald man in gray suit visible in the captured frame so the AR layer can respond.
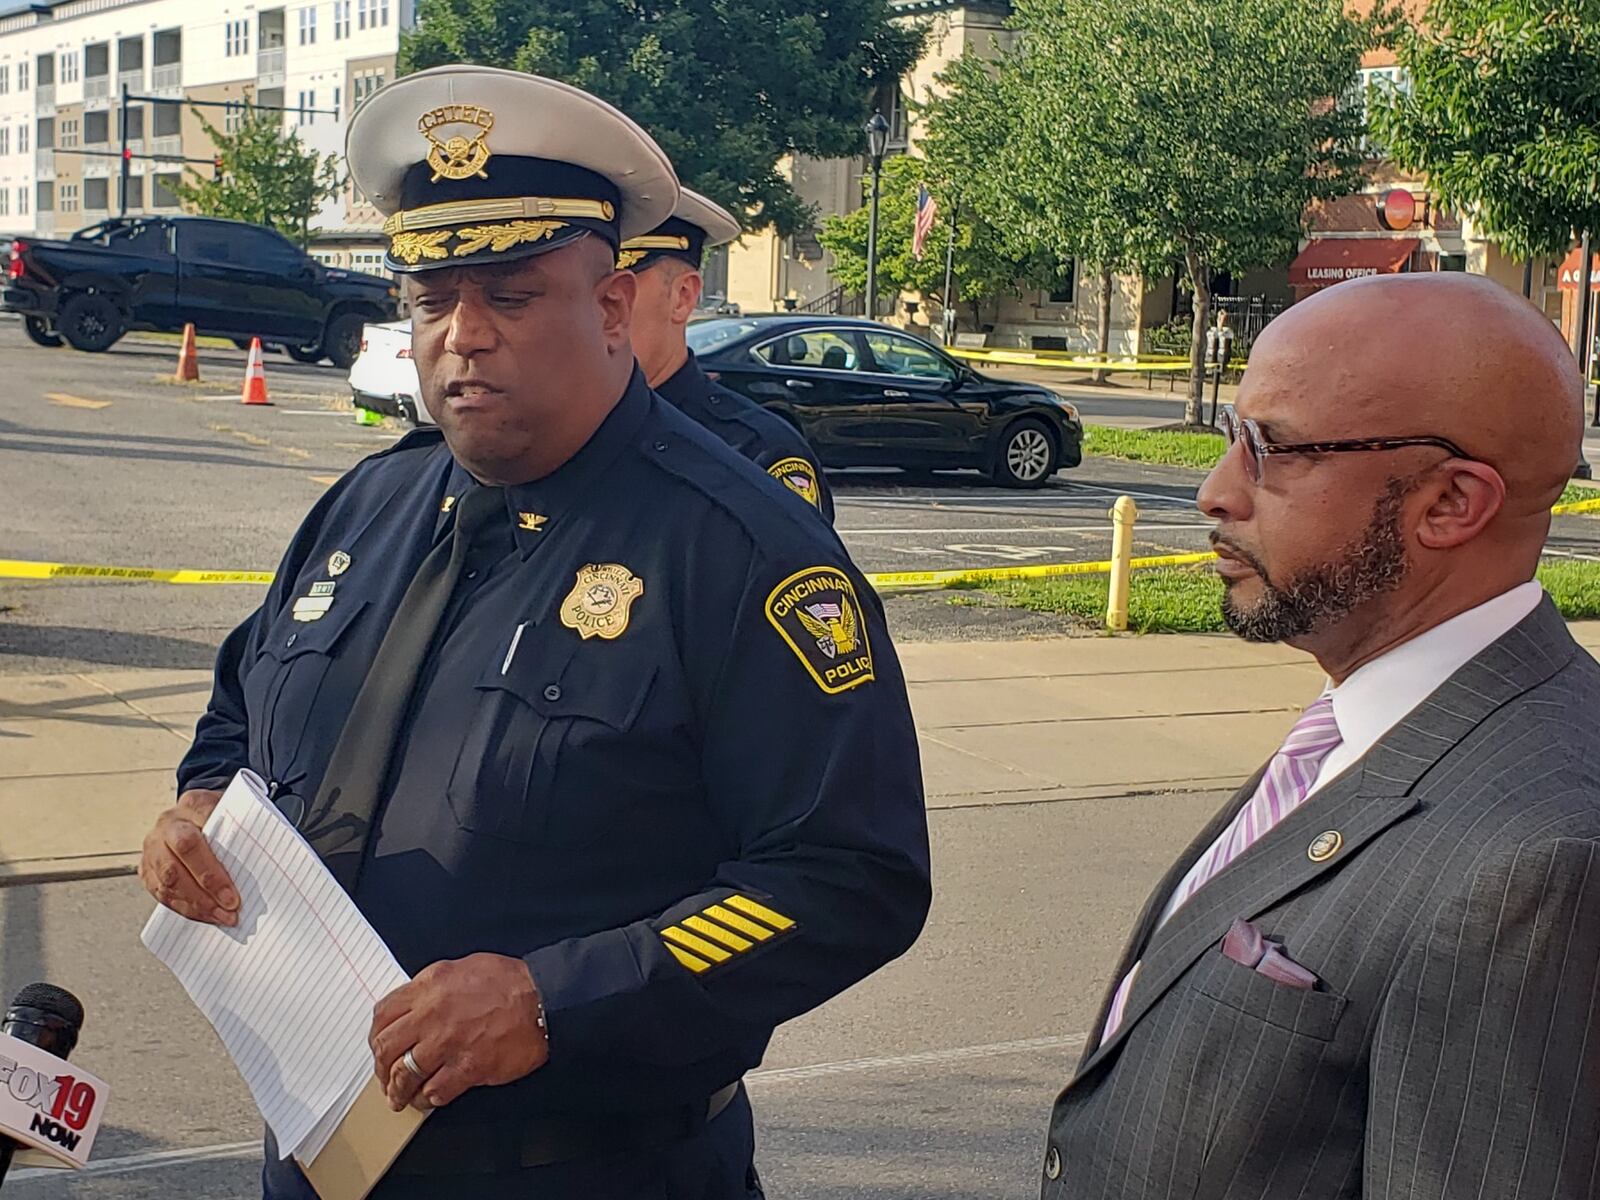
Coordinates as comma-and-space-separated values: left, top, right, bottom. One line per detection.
1042, 274, 1600, 1199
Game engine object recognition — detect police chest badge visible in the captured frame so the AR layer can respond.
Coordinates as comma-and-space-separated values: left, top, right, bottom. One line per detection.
767, 457, 822, 510
766, 566, 875, 694
419, 104, 495, 183
560, 564, 644, 640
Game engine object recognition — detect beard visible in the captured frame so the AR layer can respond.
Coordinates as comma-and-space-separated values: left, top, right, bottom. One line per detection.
1217, 477, 1414, 644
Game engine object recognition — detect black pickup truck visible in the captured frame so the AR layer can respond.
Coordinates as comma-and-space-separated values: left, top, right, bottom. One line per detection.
3, 215, 398, 368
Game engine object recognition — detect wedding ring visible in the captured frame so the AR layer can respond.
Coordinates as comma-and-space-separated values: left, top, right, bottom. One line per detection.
401, 1049, 427, 1082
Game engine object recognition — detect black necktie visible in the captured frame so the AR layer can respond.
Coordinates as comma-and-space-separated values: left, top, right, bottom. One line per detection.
302, 484, 504, 890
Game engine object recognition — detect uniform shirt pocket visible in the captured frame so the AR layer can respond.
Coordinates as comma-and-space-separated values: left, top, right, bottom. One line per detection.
1194, 948, 1348, 1042
446, 630, 657, 847
242, 600, 370, 784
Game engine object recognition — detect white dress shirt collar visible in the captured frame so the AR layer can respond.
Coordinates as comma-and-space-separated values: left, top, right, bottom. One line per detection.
1312, 581, 1545, 794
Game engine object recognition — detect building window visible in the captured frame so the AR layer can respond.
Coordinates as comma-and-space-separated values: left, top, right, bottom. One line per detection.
0, 190, 9, 218
0, 66, 9, 95
60, 51, 78, 83
0, 128, 9, 156
84, 177, 108, 210
152, 172, 181, 208
352, 69, 385, 107
17, 124, 26, 154
119, 174, 144, 211
298, 90, 316, 124
84, 110, 109, 145
358, 0, 389, 29
299, 6, 317, 45
59, 118, 78, 148
333, 85, 342, 118
17, 61, 28, 91
224, 101, 244, 134
59, 182, 78, 213
1046, 264, 1077, 305
18, 185, 29, 216
36, 181, 52, 212
334, 0, 351, 38
226, 20, 251, 57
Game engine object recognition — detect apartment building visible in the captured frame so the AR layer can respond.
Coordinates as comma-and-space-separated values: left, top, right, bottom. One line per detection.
0, 0, 412, 268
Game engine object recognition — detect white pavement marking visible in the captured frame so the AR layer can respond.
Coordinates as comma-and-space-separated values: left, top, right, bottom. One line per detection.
6, 1033, 1088, 1184
1060, 482, 1197, 507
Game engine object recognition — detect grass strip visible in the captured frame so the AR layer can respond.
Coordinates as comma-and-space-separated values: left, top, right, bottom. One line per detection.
959, 559, 1600, 634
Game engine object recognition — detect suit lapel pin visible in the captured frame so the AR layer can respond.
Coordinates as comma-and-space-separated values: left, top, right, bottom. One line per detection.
1308, 830, 1343, 862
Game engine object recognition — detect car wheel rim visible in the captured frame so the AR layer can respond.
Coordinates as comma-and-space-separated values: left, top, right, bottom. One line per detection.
1007, 429, 1051, 481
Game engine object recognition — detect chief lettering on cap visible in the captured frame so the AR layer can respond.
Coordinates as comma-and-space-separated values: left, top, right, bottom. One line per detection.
344, 64, 679, 273
618, 188, 743, 272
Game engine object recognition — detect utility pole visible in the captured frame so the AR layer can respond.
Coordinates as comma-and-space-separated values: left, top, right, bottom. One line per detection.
118, 84, 131, 216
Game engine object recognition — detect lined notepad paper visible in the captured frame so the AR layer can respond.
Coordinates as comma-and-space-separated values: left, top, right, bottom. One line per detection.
141, 770, 410, 1163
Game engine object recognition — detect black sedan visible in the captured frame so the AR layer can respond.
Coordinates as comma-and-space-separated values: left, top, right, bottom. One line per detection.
687, 315, 1083, 487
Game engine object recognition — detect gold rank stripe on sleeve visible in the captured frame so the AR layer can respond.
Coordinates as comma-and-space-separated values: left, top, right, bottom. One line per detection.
659, 895, 798, 975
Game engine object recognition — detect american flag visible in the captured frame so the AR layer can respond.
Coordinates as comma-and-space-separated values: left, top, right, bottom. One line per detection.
912, 185, 939, 260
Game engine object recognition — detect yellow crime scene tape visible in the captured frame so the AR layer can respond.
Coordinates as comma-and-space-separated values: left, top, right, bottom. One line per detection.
4, 496, 1597, 590
945, 347, 1248, 374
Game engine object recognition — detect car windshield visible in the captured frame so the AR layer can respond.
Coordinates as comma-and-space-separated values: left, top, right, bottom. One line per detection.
686, 318, 765, 356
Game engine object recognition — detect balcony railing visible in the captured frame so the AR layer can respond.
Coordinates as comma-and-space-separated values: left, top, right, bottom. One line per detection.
152, 62, 181, 91
34, 83, 53, 110
150, 134, 181, 159
83, 155, 111, 178
34, 148, 53, 174
257, 47, 285, 81
84, 76, 110, 102
117, 69, 143, 96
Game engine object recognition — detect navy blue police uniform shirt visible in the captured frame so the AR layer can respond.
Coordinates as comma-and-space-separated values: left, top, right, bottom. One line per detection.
654, 354, 835, 522
177, 369, 929, 1129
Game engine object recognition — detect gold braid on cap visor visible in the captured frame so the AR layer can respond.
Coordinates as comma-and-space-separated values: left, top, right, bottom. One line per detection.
382, 195, 616, 265
616, 235, 692, 269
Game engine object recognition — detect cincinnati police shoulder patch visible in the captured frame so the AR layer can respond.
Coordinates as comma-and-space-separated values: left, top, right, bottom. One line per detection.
766, 566, 874, 694
766, 456, 822, 510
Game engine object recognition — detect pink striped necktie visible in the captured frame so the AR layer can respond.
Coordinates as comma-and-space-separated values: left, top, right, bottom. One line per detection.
1099, 695, 1343, 1044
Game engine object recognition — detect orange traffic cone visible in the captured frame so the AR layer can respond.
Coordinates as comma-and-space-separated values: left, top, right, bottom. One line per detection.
241, 337, 272, 406
174, 322, 200, 383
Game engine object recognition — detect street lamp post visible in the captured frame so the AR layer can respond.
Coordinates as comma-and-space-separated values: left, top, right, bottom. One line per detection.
863, 111, 890, 320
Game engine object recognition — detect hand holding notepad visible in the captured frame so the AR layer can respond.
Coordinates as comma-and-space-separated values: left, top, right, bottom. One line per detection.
140, 770, 427, 1199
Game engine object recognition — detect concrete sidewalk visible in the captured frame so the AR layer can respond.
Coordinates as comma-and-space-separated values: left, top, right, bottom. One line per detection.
6, 626, 1600, 885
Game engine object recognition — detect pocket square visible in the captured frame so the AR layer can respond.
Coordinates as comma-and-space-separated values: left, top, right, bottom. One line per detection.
1256, 944, 1319, 990
1220, 918, 1321, 990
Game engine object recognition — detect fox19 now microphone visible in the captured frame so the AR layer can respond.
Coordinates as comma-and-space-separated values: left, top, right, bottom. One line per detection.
0, 983, 110, 1187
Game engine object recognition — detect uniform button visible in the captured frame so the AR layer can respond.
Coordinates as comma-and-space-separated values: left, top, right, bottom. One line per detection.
285, 634, 297, 648
1044, 1146, 1062, 1181
543, 684, 562, 702
653, 440, 668, 452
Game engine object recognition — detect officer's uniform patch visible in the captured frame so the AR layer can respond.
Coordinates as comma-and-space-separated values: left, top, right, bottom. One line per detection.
766, 566, 874, 694
767, 457, 822, 510
561, 563, 644, 640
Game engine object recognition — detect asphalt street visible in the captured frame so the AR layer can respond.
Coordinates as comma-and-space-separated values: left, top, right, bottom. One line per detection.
0, 791, 1229, 1199
0, 320, 1217, 674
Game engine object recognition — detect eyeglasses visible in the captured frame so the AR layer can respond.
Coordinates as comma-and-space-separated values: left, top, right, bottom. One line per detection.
1218, 405, 1477, 486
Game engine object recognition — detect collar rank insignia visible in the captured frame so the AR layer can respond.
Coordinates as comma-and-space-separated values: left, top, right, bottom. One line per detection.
518, 512, 548, 533
560, 563, 644, 640
419, 104, 495, 183
440, 495, 457, 514
767, 457, 822, 510
766, 565, 875, 694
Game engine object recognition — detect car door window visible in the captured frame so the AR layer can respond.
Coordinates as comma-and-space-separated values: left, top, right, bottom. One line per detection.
755, 329, 861, 371
863, 331, 957, 381
178, 223, 239, 266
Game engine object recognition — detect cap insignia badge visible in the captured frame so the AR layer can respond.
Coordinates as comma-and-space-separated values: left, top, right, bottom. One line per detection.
419, 104, 495, 184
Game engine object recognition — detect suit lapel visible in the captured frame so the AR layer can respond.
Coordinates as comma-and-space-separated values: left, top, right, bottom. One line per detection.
1066, 598, 1577, 1089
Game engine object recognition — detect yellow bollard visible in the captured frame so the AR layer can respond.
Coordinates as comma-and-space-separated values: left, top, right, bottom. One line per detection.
1106, 495, 1139, 632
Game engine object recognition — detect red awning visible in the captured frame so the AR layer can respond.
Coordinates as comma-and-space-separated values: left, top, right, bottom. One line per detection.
1288, 238, 1419, 289
1557, 247, 1600, 292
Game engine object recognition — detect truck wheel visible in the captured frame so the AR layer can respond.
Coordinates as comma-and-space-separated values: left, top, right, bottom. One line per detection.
323, 313, 367, 371
286, 345, 326, 365
58, 293, 126, 353
23, 316, 63, 348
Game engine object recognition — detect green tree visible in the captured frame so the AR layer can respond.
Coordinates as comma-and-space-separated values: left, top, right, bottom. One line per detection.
817, 153, 1058, 330
965, 0, 1383, 423
1372, 1, 1600, 266
401, 0, 924, 234
169, 103, 343, 246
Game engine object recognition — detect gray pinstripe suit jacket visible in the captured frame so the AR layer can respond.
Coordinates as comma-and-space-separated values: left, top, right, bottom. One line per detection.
1043, 598, 1600, 1199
